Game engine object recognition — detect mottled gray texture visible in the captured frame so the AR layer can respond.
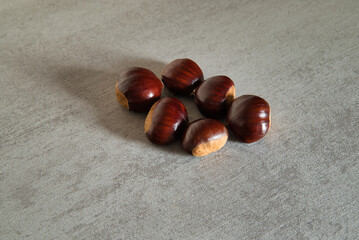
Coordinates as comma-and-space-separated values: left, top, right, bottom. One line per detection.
1, 0, 358, 239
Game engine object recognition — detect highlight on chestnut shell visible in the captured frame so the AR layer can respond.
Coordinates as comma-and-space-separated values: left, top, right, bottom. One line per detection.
162, 58, 204, 95
116, 67, 163, 112
145, 97, 189, 145
182, 118, 228, 157
226, 95, 271, 143
194, 75, 235, 118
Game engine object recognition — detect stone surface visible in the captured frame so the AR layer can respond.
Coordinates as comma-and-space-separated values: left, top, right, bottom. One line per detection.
1, 0, 358, 239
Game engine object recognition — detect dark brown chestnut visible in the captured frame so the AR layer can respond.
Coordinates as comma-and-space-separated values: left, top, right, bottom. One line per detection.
182, 118, 228, 157
194, 75, 235, 118
116, 67, 163, 112
162, 58, 204, 95
145, 97, 188, 145
226, 95, 271, 143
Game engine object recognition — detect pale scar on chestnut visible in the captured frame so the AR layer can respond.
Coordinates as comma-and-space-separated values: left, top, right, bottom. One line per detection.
192, 135, 228, 157
144, 102, 158, 133
116, 82, 129, 110
225, 85, 235, 105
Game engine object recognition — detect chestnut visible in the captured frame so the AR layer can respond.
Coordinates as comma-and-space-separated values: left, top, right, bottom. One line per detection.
145, 97, 188, 145
162, 58, 204, 95
194, 75, 235, 118
226, 95, 271, 143
116, 67, 163, 112
182, 118, 228, 157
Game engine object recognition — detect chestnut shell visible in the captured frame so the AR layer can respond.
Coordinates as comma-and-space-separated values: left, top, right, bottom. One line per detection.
116, 67, 163, 112
226, 95, 270, 143
182, 118, 228, 157
162, 58, 204, 95
145, 97, 188, 145
194, 75, 235, 118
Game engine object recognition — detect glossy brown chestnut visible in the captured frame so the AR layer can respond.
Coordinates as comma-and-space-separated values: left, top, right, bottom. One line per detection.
162, 58, 204, 95
116, 67, 163, 112
182, 118, 228, 157
145, 97, 188, 145
226, 95, 271, 143
194, 75, 235, 118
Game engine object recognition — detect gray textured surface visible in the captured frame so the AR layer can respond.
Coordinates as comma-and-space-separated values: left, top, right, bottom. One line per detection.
1, 0, 359, 239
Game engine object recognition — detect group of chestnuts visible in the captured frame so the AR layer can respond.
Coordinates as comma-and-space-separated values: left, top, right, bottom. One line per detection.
116, 58, 271, 157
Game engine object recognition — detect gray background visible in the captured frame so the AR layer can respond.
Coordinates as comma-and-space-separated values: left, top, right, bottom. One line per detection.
1, 0, 358, 239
